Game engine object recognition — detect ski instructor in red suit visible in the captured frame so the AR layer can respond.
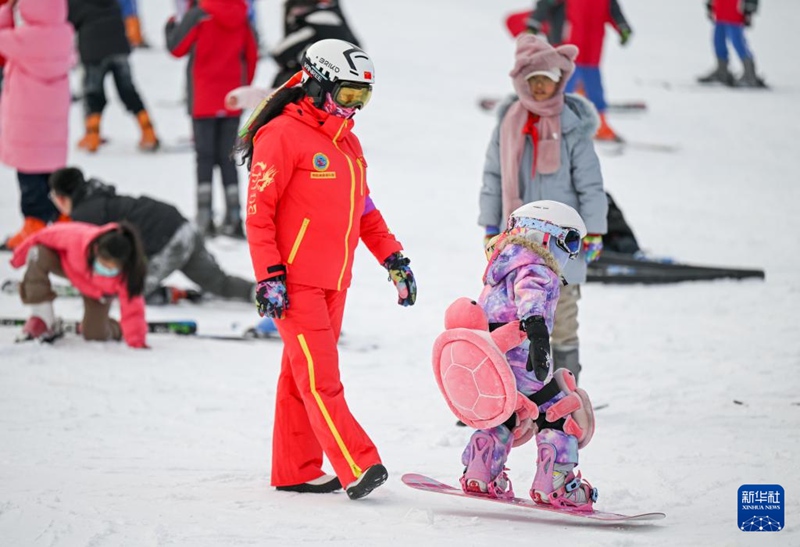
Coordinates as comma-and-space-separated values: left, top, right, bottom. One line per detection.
237, 39, 417, 501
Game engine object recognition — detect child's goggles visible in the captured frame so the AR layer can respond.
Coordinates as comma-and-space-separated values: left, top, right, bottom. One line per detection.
507, 217, 583, 257
332, 82, 373, 108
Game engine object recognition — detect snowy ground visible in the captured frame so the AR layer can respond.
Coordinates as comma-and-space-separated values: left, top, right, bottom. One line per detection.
1, 0, 799, 545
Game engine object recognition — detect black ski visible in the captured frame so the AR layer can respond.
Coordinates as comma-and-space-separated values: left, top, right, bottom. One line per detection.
2, 279, 204, 305
587, 252, 765, 284
1, 318, 197, 339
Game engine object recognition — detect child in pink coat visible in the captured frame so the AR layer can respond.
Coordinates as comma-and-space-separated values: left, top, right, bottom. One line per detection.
0, 0, 74, 250
10, 222, 149, 348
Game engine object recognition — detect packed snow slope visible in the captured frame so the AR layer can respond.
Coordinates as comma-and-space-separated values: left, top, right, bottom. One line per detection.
1, 0, 799, 545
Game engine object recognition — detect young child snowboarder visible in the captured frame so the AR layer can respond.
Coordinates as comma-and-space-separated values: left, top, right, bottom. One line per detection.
458, 200, 598, 509
165, 0, 258, 238
698, 0, 765, 88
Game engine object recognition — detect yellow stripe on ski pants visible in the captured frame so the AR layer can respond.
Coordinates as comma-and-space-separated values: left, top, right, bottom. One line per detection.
298, 333, 362, 478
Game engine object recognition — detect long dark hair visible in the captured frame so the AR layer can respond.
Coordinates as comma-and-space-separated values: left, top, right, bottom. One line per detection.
87, 222, 148, 296
235, 86, 307, 170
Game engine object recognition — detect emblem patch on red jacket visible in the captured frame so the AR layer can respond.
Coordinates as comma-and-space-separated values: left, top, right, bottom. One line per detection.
312, 153, 330, 171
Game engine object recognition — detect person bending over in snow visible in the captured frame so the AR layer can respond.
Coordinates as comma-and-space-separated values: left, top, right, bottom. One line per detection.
10, 221, 149, 348
48, 167, 256, 306
237, 39, 416, 500
698, 0, 765, 88
459, 200, 598, 509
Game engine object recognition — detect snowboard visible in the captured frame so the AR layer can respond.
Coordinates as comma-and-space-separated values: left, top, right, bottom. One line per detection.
587, 251, 765, 284
402, 473, 665, 523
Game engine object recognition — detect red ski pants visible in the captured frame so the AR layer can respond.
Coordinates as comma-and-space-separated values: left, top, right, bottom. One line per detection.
271, 283, 381, 488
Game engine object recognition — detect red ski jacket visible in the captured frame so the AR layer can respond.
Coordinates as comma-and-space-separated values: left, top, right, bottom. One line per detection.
565, 0, 629, 66
710, 0, 758, 25
245, 98, 403, 291
165, 0, 257, 118
10, 222, 147, 348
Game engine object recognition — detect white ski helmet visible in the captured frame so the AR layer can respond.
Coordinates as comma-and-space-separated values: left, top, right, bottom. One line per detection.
301, 39, 374, 109
507, 200, 587, 262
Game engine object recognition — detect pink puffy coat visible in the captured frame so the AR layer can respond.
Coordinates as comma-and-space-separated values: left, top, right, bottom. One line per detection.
10, 222, 148, 348
0, 0, 74, 172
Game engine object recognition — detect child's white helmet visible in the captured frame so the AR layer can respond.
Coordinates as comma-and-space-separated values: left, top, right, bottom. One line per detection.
507, 200, 587, 260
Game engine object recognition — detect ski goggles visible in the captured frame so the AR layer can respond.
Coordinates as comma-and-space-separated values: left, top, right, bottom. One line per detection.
507, 217, 583, 257
332, 82, 372, 109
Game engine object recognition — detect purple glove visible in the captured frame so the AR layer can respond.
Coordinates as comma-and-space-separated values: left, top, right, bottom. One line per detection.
255, 276, 289, 319
583, 234, 603, 263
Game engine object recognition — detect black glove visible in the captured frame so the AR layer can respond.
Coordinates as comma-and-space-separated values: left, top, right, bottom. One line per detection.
743, 12, 753, 27
521, 315, 550, 379
705, 0, 713, 21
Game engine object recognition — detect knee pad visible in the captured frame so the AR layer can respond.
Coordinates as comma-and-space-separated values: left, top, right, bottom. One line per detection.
543, 369, 595, 448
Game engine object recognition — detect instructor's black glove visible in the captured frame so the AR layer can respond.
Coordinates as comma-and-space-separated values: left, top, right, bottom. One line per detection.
521, 315, 550, 379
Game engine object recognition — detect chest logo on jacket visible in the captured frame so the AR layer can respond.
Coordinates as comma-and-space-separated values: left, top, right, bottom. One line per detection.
313, 153, 330, 171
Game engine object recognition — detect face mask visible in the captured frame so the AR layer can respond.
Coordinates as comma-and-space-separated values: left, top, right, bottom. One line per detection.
322, 93, 359, 119
93, 259, 120, 277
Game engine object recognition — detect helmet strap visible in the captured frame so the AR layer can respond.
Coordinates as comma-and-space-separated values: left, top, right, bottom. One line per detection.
303, 79, 326, 109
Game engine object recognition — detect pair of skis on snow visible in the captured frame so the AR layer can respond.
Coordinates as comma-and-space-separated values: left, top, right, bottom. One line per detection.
0, 317, 279, 343
477, 96, 680, 154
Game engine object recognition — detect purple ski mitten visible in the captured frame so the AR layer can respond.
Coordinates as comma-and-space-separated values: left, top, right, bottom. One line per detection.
255, 275, 289, 319
583, 234, 603, 263
383, 252, 417, 306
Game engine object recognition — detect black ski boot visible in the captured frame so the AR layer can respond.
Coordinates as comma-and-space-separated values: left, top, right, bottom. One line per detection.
736, 58, 767, 88
220, 185, 246, 239
698, 58, 735, 86
196, 182, 216, 238
276, 474, 342, 494
346, 464, 388, 500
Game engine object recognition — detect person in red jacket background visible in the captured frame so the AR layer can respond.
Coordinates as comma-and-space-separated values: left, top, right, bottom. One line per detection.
526, 0, 632, 142
236, 39, 416, 501
698, 0, 764, 88
166, 0, 258, 238
10, 221, 149, 347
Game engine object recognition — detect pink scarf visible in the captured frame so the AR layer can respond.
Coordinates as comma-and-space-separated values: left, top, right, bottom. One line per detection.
500, 35, 578, 222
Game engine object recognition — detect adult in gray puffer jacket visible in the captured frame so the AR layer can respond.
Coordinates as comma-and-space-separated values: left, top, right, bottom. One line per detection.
477, 34, 607, 383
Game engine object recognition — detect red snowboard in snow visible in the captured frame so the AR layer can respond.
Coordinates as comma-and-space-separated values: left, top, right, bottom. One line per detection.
402, 473, 666, 523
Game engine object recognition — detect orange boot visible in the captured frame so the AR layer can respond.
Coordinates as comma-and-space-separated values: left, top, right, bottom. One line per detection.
3, 217, 47, 251
136, 110, 160, 152
594, 113, 621, 142
77, 113, 102, 152
124, 16, 148, 48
